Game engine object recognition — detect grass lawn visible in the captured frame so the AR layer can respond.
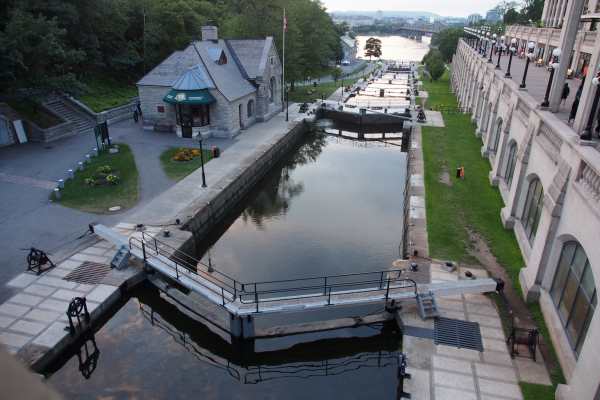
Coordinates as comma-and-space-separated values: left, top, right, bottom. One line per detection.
8, 99, 63, 128
420, 69, 563, 396
79, 76, 138, 113
160, 147, 214, 181
289, 78, 360, 103
55, 143, 139, 213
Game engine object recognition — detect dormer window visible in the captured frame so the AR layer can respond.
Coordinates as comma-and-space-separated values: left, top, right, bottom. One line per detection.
218, 51, 227, 65
208, 47, 227, 65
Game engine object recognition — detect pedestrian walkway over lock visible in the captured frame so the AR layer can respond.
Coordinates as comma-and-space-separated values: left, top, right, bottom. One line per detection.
95, 225, 499, 317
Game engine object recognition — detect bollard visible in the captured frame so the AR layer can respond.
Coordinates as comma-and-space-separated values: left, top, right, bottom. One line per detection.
78, 161, 84, 171
67, 169, 74, 179
54, 187, 61, 200
85, 154, 91, 163
92, 147, 98, 157
58, 179, 65, 189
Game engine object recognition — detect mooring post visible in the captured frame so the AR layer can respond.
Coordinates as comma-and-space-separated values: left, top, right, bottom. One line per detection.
230, 313, 242, 338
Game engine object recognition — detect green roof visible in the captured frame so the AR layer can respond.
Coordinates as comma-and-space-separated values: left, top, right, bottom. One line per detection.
163, 89, 216, 105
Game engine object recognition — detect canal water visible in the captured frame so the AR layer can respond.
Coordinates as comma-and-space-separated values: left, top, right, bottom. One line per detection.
48, 37, 419, 399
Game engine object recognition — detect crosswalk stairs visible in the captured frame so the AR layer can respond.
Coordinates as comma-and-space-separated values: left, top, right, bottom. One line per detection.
416, 291, 440, 319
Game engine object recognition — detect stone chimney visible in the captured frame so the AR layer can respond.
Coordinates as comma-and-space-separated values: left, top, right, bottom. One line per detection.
201, 26, 218, 42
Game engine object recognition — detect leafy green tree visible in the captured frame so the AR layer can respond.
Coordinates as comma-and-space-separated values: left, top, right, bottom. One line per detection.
433, 28, 463, 63
0, 9, 84, 91
423, 49, 445, 81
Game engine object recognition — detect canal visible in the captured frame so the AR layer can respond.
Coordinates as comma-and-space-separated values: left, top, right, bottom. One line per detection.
48, 36, 425, 399
48, 125, 408, 398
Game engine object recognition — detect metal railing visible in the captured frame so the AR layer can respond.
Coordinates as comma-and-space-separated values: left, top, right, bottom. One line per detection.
130, 234, 418, 313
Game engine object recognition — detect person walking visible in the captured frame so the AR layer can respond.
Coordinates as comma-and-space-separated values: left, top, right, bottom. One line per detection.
568, 79, 584, 125
561, 83, 570, 108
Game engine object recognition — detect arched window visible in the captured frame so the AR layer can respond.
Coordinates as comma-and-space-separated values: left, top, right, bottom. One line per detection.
521, 177, 543, 243
247, 100, 254, 118
550, 241, 595, 356
503, 142, 517, 188
490, 119, 502, 153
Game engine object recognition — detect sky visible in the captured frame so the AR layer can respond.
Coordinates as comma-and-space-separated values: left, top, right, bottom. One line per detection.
320, 0, 500, 18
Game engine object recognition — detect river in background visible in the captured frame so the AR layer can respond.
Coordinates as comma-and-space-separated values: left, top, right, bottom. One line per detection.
356, 35, 430, 63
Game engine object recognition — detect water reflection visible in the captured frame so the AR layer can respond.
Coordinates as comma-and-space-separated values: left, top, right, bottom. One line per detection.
242, 130, 328, 229
195, 125, 407, 283
48, 285, 404, 399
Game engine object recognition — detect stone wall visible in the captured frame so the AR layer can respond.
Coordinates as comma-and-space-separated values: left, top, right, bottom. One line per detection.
25, 120, 77, 143
138, 84, 258, 138
452, 39, 600, 400
256, 44, 283, 122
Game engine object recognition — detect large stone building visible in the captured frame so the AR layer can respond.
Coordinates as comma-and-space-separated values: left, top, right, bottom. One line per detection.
505, 0, 600, 77
137, 26, 282, 138
456, 14, 600, 399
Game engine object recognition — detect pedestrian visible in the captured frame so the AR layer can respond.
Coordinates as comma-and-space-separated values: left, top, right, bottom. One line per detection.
561, 83, 570, 107
568, 79, 584, 125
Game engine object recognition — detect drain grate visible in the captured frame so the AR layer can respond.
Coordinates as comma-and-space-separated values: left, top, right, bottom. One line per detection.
64, 262, 111, 285
434, 317, 483, 352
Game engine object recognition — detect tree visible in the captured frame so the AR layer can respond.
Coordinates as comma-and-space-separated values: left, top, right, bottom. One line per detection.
364, 37, 382, 60
423, 49, 445, 81
433, 28, 463, 63
332, 66, 342, 82
0, 9, 84, 91
503, 8, 523, 25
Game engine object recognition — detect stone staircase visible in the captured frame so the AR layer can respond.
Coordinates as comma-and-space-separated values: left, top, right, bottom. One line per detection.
416, 291, 440, 320
43, 95, 96, 135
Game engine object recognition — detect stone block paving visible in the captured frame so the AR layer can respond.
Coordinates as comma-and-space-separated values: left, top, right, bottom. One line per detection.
427, 262, 552, 399
419, 111, 446, 128
0, 240, 121, 356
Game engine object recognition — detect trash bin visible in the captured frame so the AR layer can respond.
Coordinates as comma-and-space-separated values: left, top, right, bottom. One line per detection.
212, 146, 220, 158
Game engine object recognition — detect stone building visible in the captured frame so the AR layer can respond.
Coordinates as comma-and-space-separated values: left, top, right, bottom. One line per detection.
137, 26, 282, 138
504, 0, 600, 77
455, 19, 600, 399
341, 35, 358, 63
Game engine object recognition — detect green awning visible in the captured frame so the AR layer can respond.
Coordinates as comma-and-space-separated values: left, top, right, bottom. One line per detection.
163, 89, 216, 105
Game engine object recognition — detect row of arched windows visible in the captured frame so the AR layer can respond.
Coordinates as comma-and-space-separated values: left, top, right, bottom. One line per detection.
474, 73, 595, 361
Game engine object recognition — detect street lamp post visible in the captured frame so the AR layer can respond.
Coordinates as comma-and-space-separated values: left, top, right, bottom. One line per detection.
488, 34, 496, 63
198, 137, 207, 188
496, 36, 505, 69
581, 71, 600, 140
541, 48, 561, 108
505, 38, 517, 78
520, 42, 536, 89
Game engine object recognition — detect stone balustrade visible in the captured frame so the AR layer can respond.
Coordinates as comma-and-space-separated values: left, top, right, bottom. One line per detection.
578, 162, 600, 202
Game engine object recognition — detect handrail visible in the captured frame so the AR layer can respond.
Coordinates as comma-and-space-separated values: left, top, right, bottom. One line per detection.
130, 233, 419, 313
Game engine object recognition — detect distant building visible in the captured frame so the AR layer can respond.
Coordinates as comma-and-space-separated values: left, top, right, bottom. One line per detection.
137, 26, 282, 139
467, 13, 483, 25
340, 35, 358, 64
486, 8, 502, 23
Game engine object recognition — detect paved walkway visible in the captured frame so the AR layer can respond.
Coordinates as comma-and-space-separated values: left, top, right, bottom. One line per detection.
124, 111, 304, 226
0, 118, 236, 302
487, 52, 582, 123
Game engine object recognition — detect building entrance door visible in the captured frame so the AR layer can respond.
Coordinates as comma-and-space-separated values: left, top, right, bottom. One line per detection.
180, 105, 193, 138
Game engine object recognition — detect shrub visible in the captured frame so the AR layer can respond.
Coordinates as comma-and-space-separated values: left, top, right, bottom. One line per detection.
106, 174, 120, 185
84, 177, 96, 186
97, 165, 112, 174
171, 148, 201, 162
